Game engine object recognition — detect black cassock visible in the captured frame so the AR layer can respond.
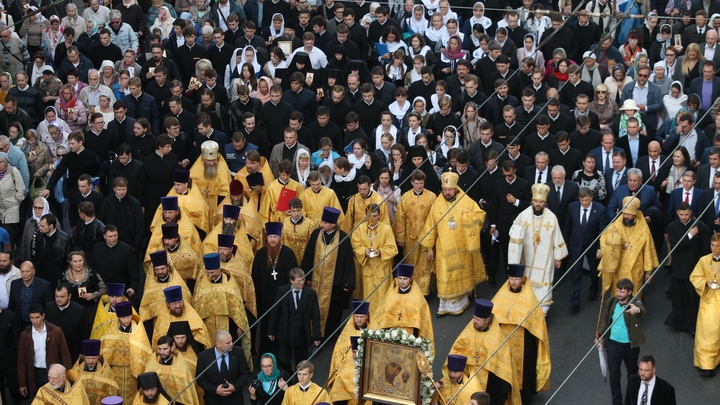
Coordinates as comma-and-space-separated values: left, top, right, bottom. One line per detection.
139, 152, 179, 226
252, 245, 297, 357
301, 228, 356, 339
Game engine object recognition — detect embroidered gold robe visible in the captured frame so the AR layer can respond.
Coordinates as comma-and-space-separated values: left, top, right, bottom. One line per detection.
143, 352, 199, 405
150, 185, 211, 234
145, 212, 203, 262
90, 296, 137, 339
234, 157, 275, 208
212, 197, 263, 244
350, 221, 398, 311
434, 373, 483, 405
282, 216, 317, 264
138, 270, 193, 323
299, 186, 347, 231
394, 189, 437, 295
690, 254, 720, 370
344, 191, 390, 232
222, 254, 258, 319
189, 155, 232, 209
201, 219, 255, 257
491, 279, 551, 392
598, 213, 658, 297
328, 317, 372, 404
152, 304, 212, 351
259, 179, 304, 223
130, 391, 172, 405
32, 378, 90, 405
71, 358, 120, 405
100, 317, 154, 404
280, 382, 329, 405
372, 280, 435, 355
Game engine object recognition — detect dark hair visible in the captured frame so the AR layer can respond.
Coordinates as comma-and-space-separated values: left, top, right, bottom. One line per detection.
617, 277, 634, 292
41, 213, 57, 227
104, 224, 118, 233
29, 303, 45, 316
639, 354, 656, 366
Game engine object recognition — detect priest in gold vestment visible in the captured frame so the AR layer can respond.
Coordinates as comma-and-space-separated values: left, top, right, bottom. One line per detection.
189, 140, 231, 209
690, 236, 720, 376
194, 253, 252, 366
72, 340, 119, 405
282, 198, 317, 264
598, 196, 658, 299
234, 150, 275, 210
373, 264, 435, 354
507, 183, 568, 314
491, 264, 551, 399
139, 250, 193, 327
218, 234, 257, 321
145, 197, 203, 261
280, 361, 329, 405
100, 302, 154, 404
394, 170, 436, 295
447, 299, 520, 405
202, 204, 255, 256
422, 172, 485, 316
213, 180, 263, 246
167, 321, 201, 375
299, 172, 347, 229
143, 336, 199, 405
344, 175, 390, 232
32, 364, 90, 405
149, 169, 211, 235
90, 283, 137, 339
434, 355, 483, 405
350, 203, 398, 311
260, 159, 305, 223
131, 372, 174, 405
328, 301, 371, 405
153, 286, 212, 351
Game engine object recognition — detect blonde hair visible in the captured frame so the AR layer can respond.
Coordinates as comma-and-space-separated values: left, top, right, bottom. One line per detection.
682, 43, 705, 76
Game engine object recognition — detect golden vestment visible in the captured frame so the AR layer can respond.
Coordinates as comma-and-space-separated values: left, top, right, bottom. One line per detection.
690, 254, 720, 370
100, 318, 154, 404
373, 280, 435, 354
309, 228, 339, 335
259, 179, 304, 223
201, 219, 255, 257
175, 349, 198, 375
282, 216, 318, 264
153, 305, 212, 351
299, 186, 347, 230
131, 391, 172, 405
222, 254, 257, 318
448, 318, 521, 405
508, 208, 568, 308
138, 270, 193, 323
234, 158, 275, 208
328, 317, 371, 404
344, 191, 390, 232
280, 382, 329, 405
213, 197, 263, 243
145, 213, 203, 261
421, 191, 485, 310
32, 378, 90, 405
90, 297, 137, 339
491, 280, 551, 392
150, 186, 211, 234
193, 271, 252, 366
189, 155, 232, 209
435, 373, 483, 405
71, 359, 120, 405
350, 221, 398, 311
598, 214, 658, 297
144, 353, 199, 405
394, 189, 437, 295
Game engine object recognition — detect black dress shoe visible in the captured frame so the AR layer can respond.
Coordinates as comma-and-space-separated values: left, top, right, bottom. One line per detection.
699, 370, 716, 378
568, 305, 579, 313
436, 313, 447, 318
488, 276, 497, 288
588, 293, 597, 302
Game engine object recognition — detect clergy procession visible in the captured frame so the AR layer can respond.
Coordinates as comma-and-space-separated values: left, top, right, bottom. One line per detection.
2, 0, 720, 404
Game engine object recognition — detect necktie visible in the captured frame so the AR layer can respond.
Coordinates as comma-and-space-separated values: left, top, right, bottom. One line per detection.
651, 160, 657, 182
605, 152, 611, 173
640, 382, 648, 405
295, 290, 300, 309
537, 171, 543, 184
713, 169, 718, 188
715, 193, 720, 215
220, 353, 228, 376
581, 208, 588, 228
557, 187, 562, 201
614, 172, 621, 189
685, 191, 690, 203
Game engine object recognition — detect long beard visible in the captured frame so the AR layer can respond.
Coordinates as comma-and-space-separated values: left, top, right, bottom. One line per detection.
222, 223, 236, 235
0, 263, 11, 275
267, 245, 280, 265
204, 165, 217, 178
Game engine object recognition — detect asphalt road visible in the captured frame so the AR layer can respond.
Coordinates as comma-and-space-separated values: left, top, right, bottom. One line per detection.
309, 266, 716, 405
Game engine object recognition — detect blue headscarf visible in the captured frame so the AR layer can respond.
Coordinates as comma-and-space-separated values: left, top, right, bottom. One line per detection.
87, 19, 98, 36
257, 352, 281, 380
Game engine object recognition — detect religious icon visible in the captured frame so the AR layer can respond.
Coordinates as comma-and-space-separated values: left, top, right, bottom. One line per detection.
78, 286, 87, 297
360, 339, 421, 405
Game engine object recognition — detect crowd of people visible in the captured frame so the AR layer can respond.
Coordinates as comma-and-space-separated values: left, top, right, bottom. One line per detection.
0, 0, 720, 404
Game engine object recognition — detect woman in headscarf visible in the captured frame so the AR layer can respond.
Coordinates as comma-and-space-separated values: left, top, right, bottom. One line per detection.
30, 52, 50, 86
20, 7, 48, 57
662, 81, 688, 125
604, 65, 633, 104
424, 13, 447, 52
438, 125, 460, 162
581, 53, 605, 88
225, 47, 244, 91
641, 12, 660, 52
440, 18, 464, 51
76, 18, 99, 55
399, 145, 440, 194
55, 83, 87, 132
545, 48, 575, 81
240, 45, 262, 78
261, 13, 285, 45
22, 129, 51, 179
436, 35, 467, 80
517, 33, 544, 73
407, 5, 428, 35
42, 15, 64, 62
292, 149, 316, 188
7, 122, 25, 148
100, 60, 119, 88
650, 62, 672, 96
463, 2, 493, 39
282, 51, 314, 91
388, 87, 411, 127
248, 353, 289, 405
263, 48, 288, 81
548, 57, 571, 89
189, 0, 211, 26
250, 76, 273, 104
404, 97, 429, 128
37, 106, 71, 156
327, 44, 350, 74
149, 6, 174, 39
19, 196, 50, 262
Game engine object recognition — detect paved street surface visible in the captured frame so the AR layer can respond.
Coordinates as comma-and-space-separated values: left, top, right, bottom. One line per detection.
310, 267, 715, 404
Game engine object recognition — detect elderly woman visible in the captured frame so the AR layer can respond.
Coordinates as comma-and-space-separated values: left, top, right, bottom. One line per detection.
150, 6, 175, 39
589, 83, 619, 128
19, 197, 49, 262
100, 60, 119, 88
42, 15, 64, 62
189, 0, 211, 25
37, 107, 71, 157
0, 4, 15, 32
604, 65, 633, 104
22, 129, 51, 177
54, 84, 88, 132
650, 62, 672, 96
61, 3, 85, 34
0, 151, 24, 248
572, 153, 607, 202
77, 18, 99, 55
59, 251, 107, 308
19, 7, 48, 57
7, 122, 25, 148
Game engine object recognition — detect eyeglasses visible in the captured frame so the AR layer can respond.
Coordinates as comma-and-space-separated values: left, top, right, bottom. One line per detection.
596, 90, 607, 94
33, 206, 44, 210
111, 20, 121, 25
57, 154, 66, 158
637, 74, 649, 78
665, 53, 674, 56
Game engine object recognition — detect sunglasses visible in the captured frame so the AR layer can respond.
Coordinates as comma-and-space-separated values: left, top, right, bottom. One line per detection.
637, 74, 649, 78
596, 90, 607, 94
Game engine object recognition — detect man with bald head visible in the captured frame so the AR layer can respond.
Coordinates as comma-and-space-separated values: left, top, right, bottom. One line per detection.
32, 363, 89, 404
700, 29, 720, 71
7, 261, 53, 329
196, 330, 252, 405
636, 141, 665, 186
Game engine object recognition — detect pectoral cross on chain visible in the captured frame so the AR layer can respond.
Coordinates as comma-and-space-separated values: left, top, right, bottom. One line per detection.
474, 351, 480, 363
397, 311, 403, 321
121, 348, 127, 356
204, 187, 210, 198
271, 269, 278, 280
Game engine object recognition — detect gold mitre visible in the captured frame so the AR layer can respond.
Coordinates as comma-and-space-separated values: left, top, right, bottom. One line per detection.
441, 172, 460, 190
201, 140, 219, 160
531, 183, 550, 202
621, 196, 641, 215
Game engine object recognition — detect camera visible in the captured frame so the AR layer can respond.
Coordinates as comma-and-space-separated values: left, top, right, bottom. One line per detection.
222, 381, 230, 389
250, 379, 263, 391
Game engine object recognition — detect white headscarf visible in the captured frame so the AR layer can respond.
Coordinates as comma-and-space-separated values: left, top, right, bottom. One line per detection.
229, 47, 244, 74
409, 5, 428, 34
240, 45, 262, 73
295, 148, 311, 185
469, 3, 492, 30
28, 6, 47, 23
412, 96, 427, 117
440, 125, 460, 157
523, 33, 537, 56
421, 0, 438, 14
32, 197, 50, 221
269, 13, 285, 37
424, 20, 446, 43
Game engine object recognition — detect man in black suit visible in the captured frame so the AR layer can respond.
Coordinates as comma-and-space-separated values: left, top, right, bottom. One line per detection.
564, 188, 608, 311
195, 330, 252, 405
559, 65, 595, 107
697, 146, 720, 190
107, 100, 136, 145
547, 166, 580, 238
68, 174, 104, 233
88, 225, 139, 301
569, 115, 602, 156
44, 283, 85, 363
165, 95, 197, 141
478, 150, 503, 286
522, 151, 552, 185
467, 122, 504, 170
8, 261, 53, 329
268, 267, 321, 372
699, 171, 720, 232
681, 10, 710, 48
0, 291, 21, 405
616, 118, 651, 168
489, 160, 531, 262
604, 151, 629, 203
699, 30, 720, 73
636, 141, 664, 187
624, 355, 677, 405
498, 140, 532, 174
590, 131, 624, 174
548, 131, 582, 179
546, 99, 576, 135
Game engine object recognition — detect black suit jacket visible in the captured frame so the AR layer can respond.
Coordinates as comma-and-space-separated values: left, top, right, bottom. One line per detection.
616, 134, 651, 168
624, 375, 676, 405
522, 165, 554, 185
563, 201, 608, 253
636, 155, 666, 186
696, 163, 719, 190
7, 277, 53, 320
489, 176, 531, 233
0, 308, 20, 369
604, 168, 628, 202
547, 181, 579, 235
196, 346, 252, 405
699, 187, 720, 232
268, 285, 322, 344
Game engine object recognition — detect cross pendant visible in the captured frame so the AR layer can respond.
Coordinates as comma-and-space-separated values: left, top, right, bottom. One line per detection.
397, 312, 403, 321
205, 187, 210, 198
271, 269, 278, 280
474, 351, 480, 363
506, 310, 511, 317
121, 348, 127, 356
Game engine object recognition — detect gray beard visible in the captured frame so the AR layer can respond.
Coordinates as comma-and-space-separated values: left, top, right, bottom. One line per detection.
204, 165, 217, 178
623, 218, 637, 227
222, 223, 236, 234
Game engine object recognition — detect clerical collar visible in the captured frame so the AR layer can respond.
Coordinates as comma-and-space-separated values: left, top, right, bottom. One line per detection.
413, 190, 423, 196
291, 216, 304, 225
58, 301, 71, 311
120, 324, 132, 333
211, 274, 223, 283
362, 191, 373, 199
161, 356, 173, 365
85, 364, 96, 372
167, 242, 179, 252
399, 285, 411, 294
509, 286, 522, 293
157, 274, 170, 283
299, 383, 312, 392
368, 223, 379, 230
279, 178, 288, 186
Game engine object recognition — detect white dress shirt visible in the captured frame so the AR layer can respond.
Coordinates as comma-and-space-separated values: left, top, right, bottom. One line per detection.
636, 376, 656, 405
32, 323, 48, 368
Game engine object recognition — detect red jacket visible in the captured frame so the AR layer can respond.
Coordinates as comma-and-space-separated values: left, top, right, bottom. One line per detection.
17, 321, 72, 392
